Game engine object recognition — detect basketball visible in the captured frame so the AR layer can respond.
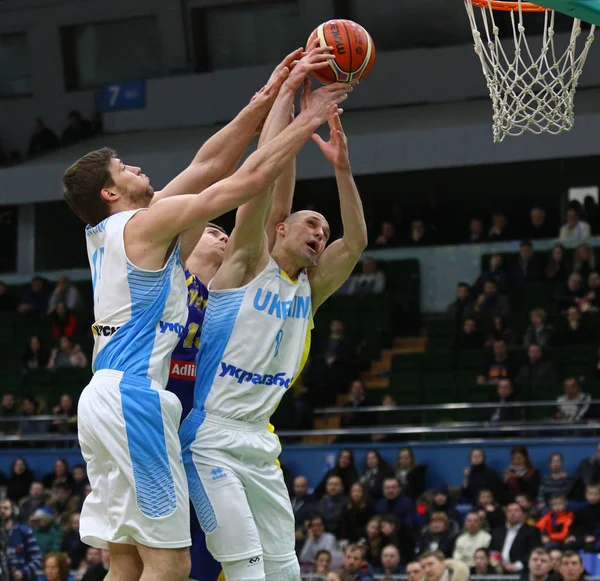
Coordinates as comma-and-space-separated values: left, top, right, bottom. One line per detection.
307, 19, 376, 85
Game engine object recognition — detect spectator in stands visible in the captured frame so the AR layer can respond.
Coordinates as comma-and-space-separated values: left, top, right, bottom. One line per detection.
536, 495, 574, 550
454, 317, 485, 350
60, 512, 87, 569
523, 309, 554, 348
339, 544, 374, 581
48, 275, 84, 314
7, 457, 34, 503
485, 316, 518, 347
380, 514, 415, 567
510, 240, 541, 285
315, 449, 359, 498
0, 392, 19, 435
573, 243, 596, 282
489, 502, 542, 573
375, 545, 405, 577
477, 340, 518, 385
515, 494, 540, 526
554, 274, 586, 313
29, 507, 63, 555
453, 511, 492, 567
504, 445, 541, 501
537, 453, 573, 509
71, 465, 88, 500
488, 212, 511, 242
77, 547, 102, 581
554, 378, 595, 423
317, 476, 348, 536
375, 478, 415, 530
339, 381, 371, 436
446, 283, 472, 323
0, 281, 16, 310
48, 483, 79, 525
19, 481, 48, 523
346, 257, 386, 295
47, 336, 87, 370
61, 110, 92, 146
17, 396, 48, 437
419, 551, 469, 581
527, 208, 554, 240
17, 277, 51, 316
407, 560, 425, 581
42, 458, 74, 491
50, 302, 78, 339
549, 549, 563, 576
522, 548, 554, 581
558, 306, 594, 345
313, 550, 333, 578
564, 483, 600, 552
22, 336, 49, 373
42, 552, 71, 581
515, 344, 559, 386
470, 281, 511, 325
49, 394, 78, 435
27, 118, 60, 157
291, 475, 315, 540
425, 486, 461, 531
375, 222, 399, 248
466, 217, 486, 244
545, 244, 571, 282
487, 379, 523, 424
462, 448, 503, 504
339, 483, 374, 543
408, 218, 436, 247
559, 207, 591, 241
362, 517, 384, 568
476, 489, 506, 531
473, 548, 497, 575
359, 450, 394, 501
577, 271, 600, 312
475, 255, 507, 293
559, 552, 586, 581
570, 445, 600, 500
372, 394, 404, 443
395, 447, 427, 500
1, 498, 42, 581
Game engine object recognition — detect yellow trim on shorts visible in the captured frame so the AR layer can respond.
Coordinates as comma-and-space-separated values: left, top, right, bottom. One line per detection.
217, 572, 226, 581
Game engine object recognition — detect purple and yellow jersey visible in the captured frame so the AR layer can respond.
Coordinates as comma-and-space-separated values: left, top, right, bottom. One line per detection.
166, 270, 208, 421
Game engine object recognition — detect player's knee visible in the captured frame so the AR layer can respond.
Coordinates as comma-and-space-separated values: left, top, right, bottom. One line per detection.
221, 555, 265, 581
264, 556, 300, 581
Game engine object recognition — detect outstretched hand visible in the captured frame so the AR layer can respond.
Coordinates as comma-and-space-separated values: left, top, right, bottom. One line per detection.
312, 108, 350, 171
284, 37, 335, 92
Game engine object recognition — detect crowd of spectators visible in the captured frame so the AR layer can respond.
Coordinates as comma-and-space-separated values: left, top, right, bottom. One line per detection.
1, 442, 599, 581
0, 110, 103, 167
371, 199, 599, 250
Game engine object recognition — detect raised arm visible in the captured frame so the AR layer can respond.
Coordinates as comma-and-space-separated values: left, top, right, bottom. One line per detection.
309, 111, 368, 313
212, 43, 340, 290
151, 48, 302, 206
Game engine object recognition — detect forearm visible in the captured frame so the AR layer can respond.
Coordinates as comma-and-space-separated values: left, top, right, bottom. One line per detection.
335, 166, 368, 253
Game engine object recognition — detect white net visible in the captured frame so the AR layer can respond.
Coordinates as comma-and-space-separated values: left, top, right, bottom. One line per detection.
464, 0, 596, 143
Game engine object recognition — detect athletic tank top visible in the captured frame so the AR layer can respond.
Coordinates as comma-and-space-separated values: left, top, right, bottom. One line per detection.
194, 257, 313, 422
86, 209, 188, 387
166, 271, 208, 419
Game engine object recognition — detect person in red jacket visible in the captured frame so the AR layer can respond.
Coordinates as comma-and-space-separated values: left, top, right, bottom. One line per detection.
536, 495, 574, 549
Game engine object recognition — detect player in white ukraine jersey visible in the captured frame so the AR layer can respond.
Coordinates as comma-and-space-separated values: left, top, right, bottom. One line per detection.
62, 49, 341, 581
180, 66, 366, 581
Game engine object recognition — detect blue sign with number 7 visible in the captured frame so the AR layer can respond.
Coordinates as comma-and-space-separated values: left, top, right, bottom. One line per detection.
98, 79, 146, 112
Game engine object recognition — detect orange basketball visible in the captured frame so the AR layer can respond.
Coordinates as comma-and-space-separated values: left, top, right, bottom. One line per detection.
307, 19, 375, 85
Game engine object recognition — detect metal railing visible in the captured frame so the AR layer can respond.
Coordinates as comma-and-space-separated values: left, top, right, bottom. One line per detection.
301, 577, 600, 581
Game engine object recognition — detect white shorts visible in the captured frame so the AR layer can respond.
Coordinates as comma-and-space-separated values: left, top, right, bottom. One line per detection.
78, 369, 191, 550
180, 410, 296, 563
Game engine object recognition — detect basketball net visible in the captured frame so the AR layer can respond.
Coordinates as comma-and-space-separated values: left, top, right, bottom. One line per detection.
464, 0, 596, 143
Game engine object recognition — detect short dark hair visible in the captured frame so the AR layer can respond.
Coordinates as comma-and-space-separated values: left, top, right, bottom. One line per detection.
561, 551, 582, 565
206, 222, 227, 235
419, 550, 445, 562
315, 550, 331, 561
63, 148, 116, 226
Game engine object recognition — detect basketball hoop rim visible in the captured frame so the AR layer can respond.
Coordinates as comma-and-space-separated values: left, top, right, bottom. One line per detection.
469, 0, 547, 11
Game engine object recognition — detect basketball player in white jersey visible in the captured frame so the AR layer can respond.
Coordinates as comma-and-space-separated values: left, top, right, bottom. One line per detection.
180, 78, 367, 580
62, 54, 350, 581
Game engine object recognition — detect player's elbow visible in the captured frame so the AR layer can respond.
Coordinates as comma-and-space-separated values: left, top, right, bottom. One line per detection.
353, 230, 369, 253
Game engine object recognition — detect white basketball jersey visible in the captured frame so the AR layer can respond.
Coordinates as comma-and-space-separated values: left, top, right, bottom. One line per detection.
194, 258, 313, 422
86, 209, 188, 387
